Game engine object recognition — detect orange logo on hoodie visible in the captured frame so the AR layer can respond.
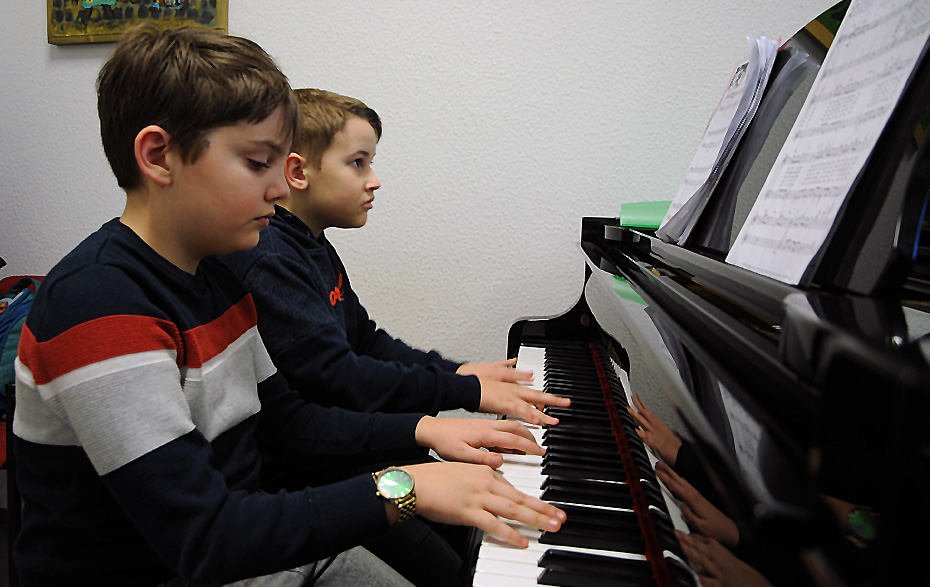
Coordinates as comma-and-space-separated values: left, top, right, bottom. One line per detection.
329, 274, 344, 306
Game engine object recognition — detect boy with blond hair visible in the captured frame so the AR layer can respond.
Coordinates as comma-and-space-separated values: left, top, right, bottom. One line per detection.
219, 89, 573, 582
220, 87, 568, 432
13, 27, 563, 586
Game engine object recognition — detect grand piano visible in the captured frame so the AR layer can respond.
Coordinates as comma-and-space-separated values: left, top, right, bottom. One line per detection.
467, 2, 930, 585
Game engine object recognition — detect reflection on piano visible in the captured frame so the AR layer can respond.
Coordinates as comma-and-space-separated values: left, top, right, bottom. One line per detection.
465, 2, 930, 585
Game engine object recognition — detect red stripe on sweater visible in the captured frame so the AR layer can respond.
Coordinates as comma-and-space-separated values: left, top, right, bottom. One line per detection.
18, 296, 257, 385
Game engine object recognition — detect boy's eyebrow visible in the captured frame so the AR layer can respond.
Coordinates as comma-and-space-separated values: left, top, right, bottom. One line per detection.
251, 139, 290, 155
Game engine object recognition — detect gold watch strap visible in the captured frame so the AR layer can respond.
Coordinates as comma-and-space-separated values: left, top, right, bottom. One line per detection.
394, 491, 416, 524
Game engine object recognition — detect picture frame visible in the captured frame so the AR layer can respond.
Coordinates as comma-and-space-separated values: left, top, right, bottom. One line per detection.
47, 0, 228, 45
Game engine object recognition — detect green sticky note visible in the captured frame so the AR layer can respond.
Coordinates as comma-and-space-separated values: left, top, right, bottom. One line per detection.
619, 201, 672, 229
613, 276, 646, 305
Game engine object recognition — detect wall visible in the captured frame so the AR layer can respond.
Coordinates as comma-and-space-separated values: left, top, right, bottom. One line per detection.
0, 1, 835, 363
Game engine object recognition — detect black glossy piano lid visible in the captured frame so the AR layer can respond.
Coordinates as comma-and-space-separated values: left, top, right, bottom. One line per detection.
577, 215, 930, 586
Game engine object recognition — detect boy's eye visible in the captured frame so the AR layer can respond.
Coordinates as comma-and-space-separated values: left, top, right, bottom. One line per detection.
248, 159, 271, 170
352, 159, 363, 168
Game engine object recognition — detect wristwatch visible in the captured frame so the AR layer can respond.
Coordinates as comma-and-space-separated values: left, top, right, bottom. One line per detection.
846, 506, 879, 548
373, 468, 416, 524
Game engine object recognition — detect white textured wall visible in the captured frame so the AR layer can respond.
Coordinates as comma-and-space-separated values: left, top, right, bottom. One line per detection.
1, 1, 834, 363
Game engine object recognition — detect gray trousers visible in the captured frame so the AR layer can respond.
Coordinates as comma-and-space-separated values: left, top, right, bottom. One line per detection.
160, 546, 412, 587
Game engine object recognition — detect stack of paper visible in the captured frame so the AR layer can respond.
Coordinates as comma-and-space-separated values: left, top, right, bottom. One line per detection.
657, 37, 780, 245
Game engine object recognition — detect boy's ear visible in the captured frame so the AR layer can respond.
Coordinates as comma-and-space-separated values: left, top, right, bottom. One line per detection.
285, 153, 309, 190
134, 125, 173, 187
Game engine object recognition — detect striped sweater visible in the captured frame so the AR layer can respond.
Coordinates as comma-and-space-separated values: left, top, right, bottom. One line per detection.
13, 219, 423, 586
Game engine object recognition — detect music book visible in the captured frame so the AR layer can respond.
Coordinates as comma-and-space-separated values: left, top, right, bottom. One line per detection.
656, 36, 779, 244
726, 0, 930, 285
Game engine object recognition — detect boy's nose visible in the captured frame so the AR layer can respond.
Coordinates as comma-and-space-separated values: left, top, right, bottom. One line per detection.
368, 172, 381, 191
268, 170, 289, 201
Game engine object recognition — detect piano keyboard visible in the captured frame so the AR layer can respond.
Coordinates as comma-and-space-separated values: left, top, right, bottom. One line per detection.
471, 342, 697, 587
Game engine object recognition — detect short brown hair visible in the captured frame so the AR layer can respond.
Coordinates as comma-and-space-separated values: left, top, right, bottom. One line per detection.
292, 88, 382, 167
97, 24, 298, 189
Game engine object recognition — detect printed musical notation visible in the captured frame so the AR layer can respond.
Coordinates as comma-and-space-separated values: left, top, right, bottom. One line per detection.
727, 0, 930, 285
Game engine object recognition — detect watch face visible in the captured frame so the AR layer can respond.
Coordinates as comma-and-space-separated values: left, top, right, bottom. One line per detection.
378, 469, 414, 499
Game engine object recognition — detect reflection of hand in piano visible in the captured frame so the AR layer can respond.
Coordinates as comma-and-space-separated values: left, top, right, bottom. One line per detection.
414, 415, 547, 469
676, 530, 772, 587
656, 462, 739, 549
628, 394, 683, 466
401, 460, 567, 549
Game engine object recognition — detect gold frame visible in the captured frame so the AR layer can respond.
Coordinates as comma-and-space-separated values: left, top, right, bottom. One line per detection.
47, 0, 228, 45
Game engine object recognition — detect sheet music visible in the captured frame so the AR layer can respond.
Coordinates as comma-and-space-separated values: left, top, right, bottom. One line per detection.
700, 49, 821, 251
726, 0, 930, 285
657, 37, 778, 244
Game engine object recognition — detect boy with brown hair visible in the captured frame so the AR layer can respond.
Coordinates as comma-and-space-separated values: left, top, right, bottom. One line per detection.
13, 26, 564, 586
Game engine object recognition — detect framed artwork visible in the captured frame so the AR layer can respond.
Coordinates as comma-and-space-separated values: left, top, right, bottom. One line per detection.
47, 0, 228, 45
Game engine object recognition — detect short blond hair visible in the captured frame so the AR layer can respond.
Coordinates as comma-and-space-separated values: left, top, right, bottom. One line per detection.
292, 88, 382, 166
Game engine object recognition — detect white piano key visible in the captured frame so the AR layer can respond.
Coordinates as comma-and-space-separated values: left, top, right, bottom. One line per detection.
516, 346, 545, 388
479, 522, 648, 564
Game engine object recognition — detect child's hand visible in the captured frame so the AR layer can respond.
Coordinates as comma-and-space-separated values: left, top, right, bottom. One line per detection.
477, 379, 570, 425
414, 416, 544, 468
656, 462, 739, 548
402, 461, 566, 548
458, 358, 533, 383
628, 394, 682, 465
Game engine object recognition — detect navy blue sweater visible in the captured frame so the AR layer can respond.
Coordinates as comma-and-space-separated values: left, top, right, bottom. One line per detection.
219, 206, 481, 416
13, 219, 422, 586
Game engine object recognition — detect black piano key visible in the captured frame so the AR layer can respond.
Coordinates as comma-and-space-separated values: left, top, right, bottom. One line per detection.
544, 417, 613, 434
547, 408, 614, 422
543, 450, 624, 469
543, 434, 620, 454
626, 439, 651, 458
537, 550, 655, 587
631, 452, 655, 472
543, 453, 625, 474
543, 423, 616, 441
543, 450, 623, 469
655, 526, 683, 558
550, 397, 610, 411
538, 521, 645, 554
640, 480, 670, 509
541, 478, 634, 509
667, 555, 699, 587
538, 504, 645, 552
545, 387, 605, 402
548, 360, 598, 372
546, 379, 601, 391
546, 364, 596, 372
616, 410, 638, 428
542, 459, 648, 489
541, 460, 627, 482
546, 366, 597, 375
